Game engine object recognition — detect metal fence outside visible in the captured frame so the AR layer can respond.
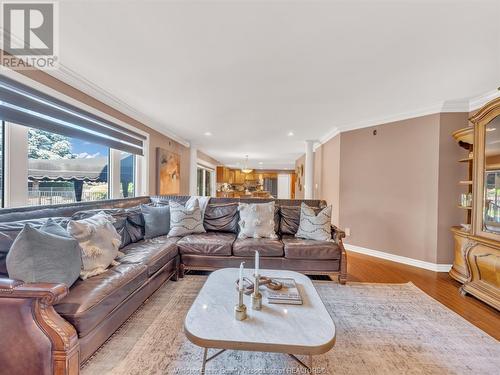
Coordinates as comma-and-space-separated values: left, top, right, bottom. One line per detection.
27, 189, 108, 206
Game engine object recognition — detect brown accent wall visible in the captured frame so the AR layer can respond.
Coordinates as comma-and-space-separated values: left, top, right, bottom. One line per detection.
301, 113, 467, 264
4, 67, 190, 195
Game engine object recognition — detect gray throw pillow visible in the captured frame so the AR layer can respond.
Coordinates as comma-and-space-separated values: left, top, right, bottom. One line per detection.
141, 204, 170, 239
6, 223, 82, 287
295, 203, 333, 241
41, 217, 71, 238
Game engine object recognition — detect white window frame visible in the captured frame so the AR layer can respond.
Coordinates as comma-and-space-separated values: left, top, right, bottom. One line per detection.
109, 149, 144, 199
0, 70, 150, 207
4, 122, 28, 207
197, 163, 216, 197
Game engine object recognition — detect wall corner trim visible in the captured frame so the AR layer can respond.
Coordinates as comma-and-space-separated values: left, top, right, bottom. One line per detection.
344, 243, 452, 273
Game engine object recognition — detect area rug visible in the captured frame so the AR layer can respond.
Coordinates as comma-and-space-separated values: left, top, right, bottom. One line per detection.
81, 275, 500, 375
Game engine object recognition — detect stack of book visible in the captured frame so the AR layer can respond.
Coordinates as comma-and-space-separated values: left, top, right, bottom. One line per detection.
266, 278, 303, 305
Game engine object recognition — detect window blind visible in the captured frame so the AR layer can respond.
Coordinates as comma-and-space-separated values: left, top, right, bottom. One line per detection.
0, 75, 146, 155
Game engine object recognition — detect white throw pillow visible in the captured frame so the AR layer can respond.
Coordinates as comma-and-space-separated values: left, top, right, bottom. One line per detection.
295, 203, 333, 241
238, 201, 277, 239
168, 199, 206, 237
67, 211, 122, 279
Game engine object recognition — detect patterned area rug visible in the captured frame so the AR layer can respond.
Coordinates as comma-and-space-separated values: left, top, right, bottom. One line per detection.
82, 275, 500, 375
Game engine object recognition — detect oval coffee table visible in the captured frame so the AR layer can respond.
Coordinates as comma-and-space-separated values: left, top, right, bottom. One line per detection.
184, 268, 336, 374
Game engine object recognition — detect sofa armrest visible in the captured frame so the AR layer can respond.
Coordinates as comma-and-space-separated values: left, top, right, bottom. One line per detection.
0, 277, 80, 375
330, 226, 347, 284
0, 277, 69, 303
331, 225, 346, 244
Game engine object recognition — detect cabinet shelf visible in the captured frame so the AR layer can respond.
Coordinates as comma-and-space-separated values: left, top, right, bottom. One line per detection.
458, 157, 473, 163
452, 127, 474, 145
458, 205, 472, 210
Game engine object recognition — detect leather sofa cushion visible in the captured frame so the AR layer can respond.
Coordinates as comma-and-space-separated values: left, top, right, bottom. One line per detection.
232, 238, 284, 257
281, 235, 340, 260
203, 203, 239, 233
55, 264, 148, 338
274, 205, 280, 234
0, 217, 70, 276
118, 236, 179, 276
177, 232, 236, 256
279, 206, 321, 235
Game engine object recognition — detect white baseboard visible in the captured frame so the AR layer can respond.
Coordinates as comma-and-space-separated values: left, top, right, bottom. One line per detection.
344, 243, 452, 273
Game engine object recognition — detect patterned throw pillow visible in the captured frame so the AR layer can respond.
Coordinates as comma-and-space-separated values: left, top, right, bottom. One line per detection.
295, 203, 332, 241
67, 212, 122, 279
168, 199, 206, 237
238, 201, 278, 239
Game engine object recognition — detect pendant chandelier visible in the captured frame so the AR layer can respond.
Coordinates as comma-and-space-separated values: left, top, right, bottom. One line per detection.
241, 155, 253, 174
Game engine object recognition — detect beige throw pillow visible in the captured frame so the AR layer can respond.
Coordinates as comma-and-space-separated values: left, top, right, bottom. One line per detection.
168, 199, 206, 237
238, 201, 277, 239
67, 211, 122, 279
295, 203, 332, 241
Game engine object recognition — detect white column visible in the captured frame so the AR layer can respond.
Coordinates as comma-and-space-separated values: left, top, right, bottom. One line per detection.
304, 140, 314, 199
189, 143, 198, 195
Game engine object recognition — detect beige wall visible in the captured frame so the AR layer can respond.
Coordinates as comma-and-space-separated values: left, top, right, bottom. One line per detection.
339, 114, 442, 263
314, 135, 341, 225
7, 67, 191, 195
198, 150, 220, 167
299, 113, 467, 264
294, 154, 306, 199
437, 113, 469, 263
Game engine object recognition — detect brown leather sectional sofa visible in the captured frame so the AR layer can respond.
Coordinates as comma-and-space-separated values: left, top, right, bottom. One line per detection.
0, 196, 346, 375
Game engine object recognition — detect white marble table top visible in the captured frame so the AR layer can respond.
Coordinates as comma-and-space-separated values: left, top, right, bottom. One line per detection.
184, 268, 336, 355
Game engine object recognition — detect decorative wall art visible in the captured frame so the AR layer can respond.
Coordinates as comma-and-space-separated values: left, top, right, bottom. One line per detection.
156, 148, 180, 195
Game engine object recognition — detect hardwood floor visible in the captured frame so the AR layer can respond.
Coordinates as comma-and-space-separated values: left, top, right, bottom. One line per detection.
345, 251, 500, 340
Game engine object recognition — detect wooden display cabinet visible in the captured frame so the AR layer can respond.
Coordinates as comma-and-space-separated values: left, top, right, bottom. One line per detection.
450, 97, 500, 310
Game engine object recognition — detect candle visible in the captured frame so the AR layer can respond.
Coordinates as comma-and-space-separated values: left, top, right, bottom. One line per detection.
239, 262, 244, 291
255, 250, 260, 276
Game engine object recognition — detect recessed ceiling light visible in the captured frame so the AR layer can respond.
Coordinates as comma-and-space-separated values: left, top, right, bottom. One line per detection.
287, 131, 294, 136
204, 131, 212, 136
258, 162, 263, 165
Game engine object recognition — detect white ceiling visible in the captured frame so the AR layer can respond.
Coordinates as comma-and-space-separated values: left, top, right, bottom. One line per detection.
54, 0, 500, 169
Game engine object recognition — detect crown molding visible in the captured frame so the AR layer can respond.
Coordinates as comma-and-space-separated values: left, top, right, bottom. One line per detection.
441, 98, 470, 112
316, 92, 498, 149
468, 89, 500, 112
48, 64, 191, 147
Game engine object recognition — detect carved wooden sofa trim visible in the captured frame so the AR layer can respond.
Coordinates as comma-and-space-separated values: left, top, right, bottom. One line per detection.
0, 279, 79, 375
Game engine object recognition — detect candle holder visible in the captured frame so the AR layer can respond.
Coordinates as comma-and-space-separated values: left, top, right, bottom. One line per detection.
251, 274, 262, 310
234, 288, 247, 320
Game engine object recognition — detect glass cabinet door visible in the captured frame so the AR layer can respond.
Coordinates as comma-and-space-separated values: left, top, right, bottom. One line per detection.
482, 116, 500, 235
